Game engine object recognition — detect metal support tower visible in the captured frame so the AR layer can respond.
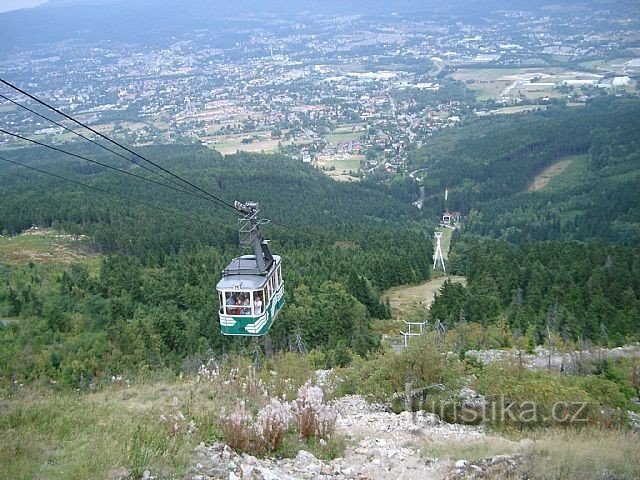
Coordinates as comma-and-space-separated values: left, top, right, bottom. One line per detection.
400, 320, 427, 348
433, 231, 446, 273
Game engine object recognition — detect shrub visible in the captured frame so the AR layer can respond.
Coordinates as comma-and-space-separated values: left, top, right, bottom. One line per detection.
291, 385, 336, 440
258, 352, 317, 400
218, 401, 253, 453
336, 336, 462, 402
474, 363, 601, 430
257, 398, 291, 452
572, 374, 634, 411
218, 384, 336, 456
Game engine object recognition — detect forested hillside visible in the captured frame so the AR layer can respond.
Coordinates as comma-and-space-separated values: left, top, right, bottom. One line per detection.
417, 97, 640, 345
2, 98, 640, 388
430, 237, 640, 346
0, 148, 432, 386
411, 97, 640, 245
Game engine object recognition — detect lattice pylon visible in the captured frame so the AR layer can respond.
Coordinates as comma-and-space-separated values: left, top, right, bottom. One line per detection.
433, 231, 446, 273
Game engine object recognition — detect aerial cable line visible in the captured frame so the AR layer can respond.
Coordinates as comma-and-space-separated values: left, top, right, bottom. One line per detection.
0, 125, 330, 242
0, 128, 224, 204
0, 77, 239, 214
1, 152, 332, 244
0, 154, 208, 223
269, 218, 335, 242
0, 92, 204, 197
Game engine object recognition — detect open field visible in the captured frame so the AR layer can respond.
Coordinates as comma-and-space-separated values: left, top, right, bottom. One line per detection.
381, 226, 459, 324
316, 154, 363, 182
452, 67, 604, 101
436, 226, 453, 259
325, 130, 363, 144
383, 275, 466, 321
0, 229, 98, 265
462, 79, 511, 101
316, 155, 361, 171
120, 121, 150, 131
209, 132, 281, 155
538, 155, 589, 191
489, 105, 548, 115
579, 57, 638, 75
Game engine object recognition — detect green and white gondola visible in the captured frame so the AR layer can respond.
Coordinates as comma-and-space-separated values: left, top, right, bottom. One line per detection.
217, 254, 284, 336
216, 201, 284, 336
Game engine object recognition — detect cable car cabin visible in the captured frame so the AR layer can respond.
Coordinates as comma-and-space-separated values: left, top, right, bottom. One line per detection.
217, 200, 284, 336
217, 254, 284, 336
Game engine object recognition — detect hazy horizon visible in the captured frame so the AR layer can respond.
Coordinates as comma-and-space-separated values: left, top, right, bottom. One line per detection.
0, 0, 47, 13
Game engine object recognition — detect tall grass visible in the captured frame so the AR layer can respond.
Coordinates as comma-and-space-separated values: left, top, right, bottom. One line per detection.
422, 436, 523, 461
421, 429, 640, 480
0, 381, 218, 479
0, 352, 335, 479
523, 428, 640, 480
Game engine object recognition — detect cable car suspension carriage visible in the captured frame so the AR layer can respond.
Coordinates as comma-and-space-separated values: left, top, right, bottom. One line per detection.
216, 201, 284, 336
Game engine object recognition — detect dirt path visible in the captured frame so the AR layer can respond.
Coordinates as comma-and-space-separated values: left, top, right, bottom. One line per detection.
385, 275, 466, 319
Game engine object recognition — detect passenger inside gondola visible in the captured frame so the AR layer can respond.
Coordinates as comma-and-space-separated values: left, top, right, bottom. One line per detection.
241, 294, 251, 315
225, 292, 239, 315
254, 292, 262, 314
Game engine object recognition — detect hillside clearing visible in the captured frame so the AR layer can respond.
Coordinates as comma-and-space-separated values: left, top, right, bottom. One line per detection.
528, 157, 574, 192
383, 227, 460, 320
384, 275, 466, 320
0, 229, 98, 265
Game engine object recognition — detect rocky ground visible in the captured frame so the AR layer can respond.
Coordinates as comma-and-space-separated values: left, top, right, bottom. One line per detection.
465, 344, 640, 373
183, 345, 640, 480
187, 395, 524, 480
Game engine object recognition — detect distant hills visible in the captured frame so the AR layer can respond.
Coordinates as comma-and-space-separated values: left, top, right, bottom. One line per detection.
3, 0, 630, 52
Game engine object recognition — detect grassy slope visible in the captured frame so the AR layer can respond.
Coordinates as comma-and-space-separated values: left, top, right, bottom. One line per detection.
0, 230, 99, 266
1, 380, 218, 479
0, 352, 337, 480
422, 429, 640, 479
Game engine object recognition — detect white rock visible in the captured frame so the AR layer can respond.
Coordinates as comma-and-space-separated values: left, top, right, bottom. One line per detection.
455, 459, 468, 469
240, 463, 254, 478
242, 454, 258, 465
254, 467, 297, 480
294, 449, 318, 465
306, 463, 321, 474
320, 463, 333, 475
369, 448, 383, 459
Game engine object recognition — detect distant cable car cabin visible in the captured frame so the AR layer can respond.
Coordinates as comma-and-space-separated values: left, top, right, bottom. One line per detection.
216, 201, 284, 336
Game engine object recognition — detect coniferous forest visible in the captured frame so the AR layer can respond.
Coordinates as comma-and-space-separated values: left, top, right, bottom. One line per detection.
1, 97, 639, 387
0, 146, 431, 385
